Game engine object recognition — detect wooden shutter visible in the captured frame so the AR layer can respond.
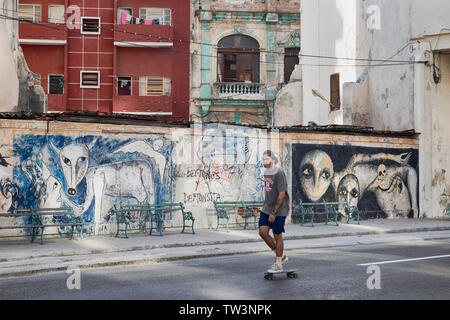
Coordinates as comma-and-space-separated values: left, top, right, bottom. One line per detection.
330, 73, 340, 111
146, 77, 164, 96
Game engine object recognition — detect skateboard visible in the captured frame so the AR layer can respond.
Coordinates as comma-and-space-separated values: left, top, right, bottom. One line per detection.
264, 269, 299, 280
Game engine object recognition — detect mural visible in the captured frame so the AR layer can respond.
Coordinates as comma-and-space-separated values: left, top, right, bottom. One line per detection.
4, 125, 267, 235
12, 135, 173, 234
292, 144, 419, 221
0, 147, 18, 212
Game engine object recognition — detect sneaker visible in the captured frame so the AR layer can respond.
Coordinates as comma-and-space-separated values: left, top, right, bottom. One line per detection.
281, 254, 288, 264
267, 263, 283, 273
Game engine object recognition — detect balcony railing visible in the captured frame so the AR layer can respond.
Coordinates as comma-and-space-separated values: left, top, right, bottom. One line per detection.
114, 24, 173, 47
214, 82, 264, 99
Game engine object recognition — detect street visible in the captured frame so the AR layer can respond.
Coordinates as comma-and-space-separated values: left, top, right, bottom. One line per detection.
0, 238, 449, 300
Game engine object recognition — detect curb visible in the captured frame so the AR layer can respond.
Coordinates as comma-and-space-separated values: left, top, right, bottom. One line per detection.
1, 226, 450, 263
1, 228, 450, 279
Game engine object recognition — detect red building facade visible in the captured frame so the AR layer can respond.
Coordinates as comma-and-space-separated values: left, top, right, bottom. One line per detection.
18, 0, 190, 121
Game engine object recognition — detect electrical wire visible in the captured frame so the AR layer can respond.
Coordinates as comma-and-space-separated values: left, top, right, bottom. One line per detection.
0, 9, 427, 65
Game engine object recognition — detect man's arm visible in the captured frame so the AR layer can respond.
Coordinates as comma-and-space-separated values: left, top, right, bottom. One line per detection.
271, 191, 286, 215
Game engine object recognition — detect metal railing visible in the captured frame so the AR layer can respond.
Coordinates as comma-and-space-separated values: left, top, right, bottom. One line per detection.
214, 82, 263, 95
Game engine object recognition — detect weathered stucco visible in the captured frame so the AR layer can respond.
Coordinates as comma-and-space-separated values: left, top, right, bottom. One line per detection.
190, 0, 300, 125
0, 119, 425, 241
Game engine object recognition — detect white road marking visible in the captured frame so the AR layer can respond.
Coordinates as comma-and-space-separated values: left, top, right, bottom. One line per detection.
357, 254, 450, 266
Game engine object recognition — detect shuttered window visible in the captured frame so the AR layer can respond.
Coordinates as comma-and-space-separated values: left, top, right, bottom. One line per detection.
330, 73, 340, 111
18, 4, 41, 22
81, 17, 101, 34
80, 71, 100, 88
139, 76, 171, 96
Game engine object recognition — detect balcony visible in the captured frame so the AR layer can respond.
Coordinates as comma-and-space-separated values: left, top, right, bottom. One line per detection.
114, 24, 173, 48
213, 82, 265, 100
19, 22, 67, 45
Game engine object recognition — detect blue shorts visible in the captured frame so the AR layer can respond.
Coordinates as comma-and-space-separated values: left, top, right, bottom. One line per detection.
259, 212, 286, 234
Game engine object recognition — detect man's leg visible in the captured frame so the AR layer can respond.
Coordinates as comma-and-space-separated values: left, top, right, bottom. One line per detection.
273, 233, 284, 258
259, 225, 276, 251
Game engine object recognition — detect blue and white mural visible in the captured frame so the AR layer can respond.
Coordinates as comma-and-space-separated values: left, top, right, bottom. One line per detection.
12, 135, 173, 234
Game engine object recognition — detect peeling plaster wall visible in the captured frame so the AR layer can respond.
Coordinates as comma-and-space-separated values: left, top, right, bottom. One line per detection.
431, 53, 450, 215
274, 64, 302, 126
0, 0, 19, 111
0, 0, 46, 113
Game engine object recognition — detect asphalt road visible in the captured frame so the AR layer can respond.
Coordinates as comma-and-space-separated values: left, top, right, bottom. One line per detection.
1, 238, 449, 301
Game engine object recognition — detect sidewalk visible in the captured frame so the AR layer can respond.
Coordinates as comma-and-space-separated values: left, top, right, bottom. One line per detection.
1, 218, 450, 278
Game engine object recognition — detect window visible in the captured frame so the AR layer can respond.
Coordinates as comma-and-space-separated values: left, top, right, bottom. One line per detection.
217, 35, 260, 83
117, 8, 132, 25
330, 73, 340, 111
48, 75, 64, 94
139, 76, 171, 96
80, 71, 100, 88
48, 5, 65, 24
139, 8, 171, 25
81, 17, 100, 34
18, 4, 41, 22
117, 77, 132, 95
284, 47, 299, 84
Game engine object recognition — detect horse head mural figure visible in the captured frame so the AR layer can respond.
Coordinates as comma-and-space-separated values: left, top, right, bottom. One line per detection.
49, 137, 157, 235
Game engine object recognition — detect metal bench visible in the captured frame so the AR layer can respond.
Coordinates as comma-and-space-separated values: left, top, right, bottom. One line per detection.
299, 200, 359, 227
112, 202, 195, 237
0, 207, 84, 244
213, 201, 263, 231
344, 201, 361, 225
111, 204, 150, 238
239, 201, 263, 230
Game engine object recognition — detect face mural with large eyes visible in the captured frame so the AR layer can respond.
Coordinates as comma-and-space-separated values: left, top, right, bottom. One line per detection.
337, 174, 360, 208
299, 150, 334, 201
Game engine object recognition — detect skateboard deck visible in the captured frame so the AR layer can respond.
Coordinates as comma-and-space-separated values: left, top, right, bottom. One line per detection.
264, 269, 299, 280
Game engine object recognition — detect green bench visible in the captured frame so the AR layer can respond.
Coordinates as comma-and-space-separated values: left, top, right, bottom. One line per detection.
112, 202, 195, 238
0, 207, 84, 244
111, 204, 150, 238
213, 201, 263, 232
299, 200, 360, 227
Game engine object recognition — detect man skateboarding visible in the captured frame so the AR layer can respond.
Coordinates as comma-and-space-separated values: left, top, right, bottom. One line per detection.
259, 150, 290, 274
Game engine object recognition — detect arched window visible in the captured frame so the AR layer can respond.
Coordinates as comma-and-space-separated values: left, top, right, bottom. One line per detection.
217, 35, 260, 83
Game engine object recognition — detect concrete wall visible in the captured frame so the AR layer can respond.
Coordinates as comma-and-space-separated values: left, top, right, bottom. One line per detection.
301, 0, 450, 131
0, 119, 425, 241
